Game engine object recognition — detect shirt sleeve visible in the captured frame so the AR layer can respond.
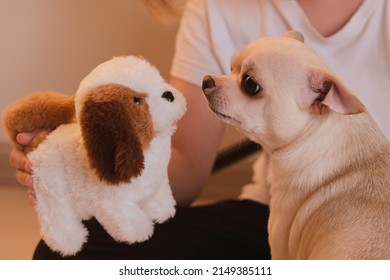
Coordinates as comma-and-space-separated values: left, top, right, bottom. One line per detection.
170, 0, 224, 86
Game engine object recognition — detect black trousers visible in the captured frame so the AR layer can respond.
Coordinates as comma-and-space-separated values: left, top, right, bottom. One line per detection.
33, 200, 270, 260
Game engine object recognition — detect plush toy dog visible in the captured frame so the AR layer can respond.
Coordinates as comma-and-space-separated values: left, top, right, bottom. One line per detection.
2, 56, 186, 256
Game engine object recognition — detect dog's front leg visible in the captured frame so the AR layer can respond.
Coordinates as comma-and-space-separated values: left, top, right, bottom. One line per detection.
141, 180, 176, 224
268, 211, 292, 259
94, 193, 154, 244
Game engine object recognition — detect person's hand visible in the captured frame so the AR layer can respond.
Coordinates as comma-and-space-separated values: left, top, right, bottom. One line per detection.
9, 131, 40, 205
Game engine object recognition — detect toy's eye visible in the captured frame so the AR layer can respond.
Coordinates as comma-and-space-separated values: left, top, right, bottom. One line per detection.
162, 91, 174, 102
242, 73, 262, 96
134, 97, 142, 104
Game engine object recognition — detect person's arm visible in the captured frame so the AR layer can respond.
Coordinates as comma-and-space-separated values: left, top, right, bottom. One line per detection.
168, 76, 225, 207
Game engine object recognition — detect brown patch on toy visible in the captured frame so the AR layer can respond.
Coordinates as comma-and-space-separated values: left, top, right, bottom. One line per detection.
2, 92, 75, 152
79, 83, 155, 185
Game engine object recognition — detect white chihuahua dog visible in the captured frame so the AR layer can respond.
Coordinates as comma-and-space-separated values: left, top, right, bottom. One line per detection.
202, 31, 390, 259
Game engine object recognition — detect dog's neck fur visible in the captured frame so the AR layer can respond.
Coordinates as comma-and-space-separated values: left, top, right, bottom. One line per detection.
269, 111, 388, 189
266, 110, 390, 259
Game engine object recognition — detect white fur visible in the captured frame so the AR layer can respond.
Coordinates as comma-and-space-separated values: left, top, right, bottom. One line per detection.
203, 33, 390, 259
28, 56, 186, 256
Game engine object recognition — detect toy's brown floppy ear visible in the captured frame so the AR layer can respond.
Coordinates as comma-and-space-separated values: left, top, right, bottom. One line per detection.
2, 92, 75, 152
79, 84, 148, 185
308, 68, 365, 115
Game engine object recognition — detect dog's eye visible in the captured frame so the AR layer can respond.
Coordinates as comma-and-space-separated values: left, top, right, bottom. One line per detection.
242, 74, 262, 96
134, 97, 142, 104
162, 91, 174, 102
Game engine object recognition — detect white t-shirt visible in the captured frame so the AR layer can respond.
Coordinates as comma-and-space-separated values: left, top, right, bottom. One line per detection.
170, 0, 390, 204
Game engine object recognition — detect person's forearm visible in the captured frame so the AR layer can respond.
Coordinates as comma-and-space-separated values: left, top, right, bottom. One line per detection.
168, 147, 211, 207
168, 77, 226, 206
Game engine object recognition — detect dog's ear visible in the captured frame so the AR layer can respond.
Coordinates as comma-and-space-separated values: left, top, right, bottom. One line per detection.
308, 69, 365, 115
284, 30, 304, 43
79, 84, 150, 185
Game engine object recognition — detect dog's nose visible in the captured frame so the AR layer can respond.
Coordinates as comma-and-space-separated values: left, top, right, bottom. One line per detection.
202, 75, 216, 92
162, 91, 175, 102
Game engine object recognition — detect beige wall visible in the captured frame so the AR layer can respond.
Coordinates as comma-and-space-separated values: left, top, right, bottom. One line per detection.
0, 0, 244, 185
0, 0, 178, 142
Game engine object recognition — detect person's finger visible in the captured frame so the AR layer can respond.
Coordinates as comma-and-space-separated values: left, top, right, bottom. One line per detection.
9, 147, 32, 173
16, 130, 41, 146
27, 193, 37, 206
15, 169, 34, 189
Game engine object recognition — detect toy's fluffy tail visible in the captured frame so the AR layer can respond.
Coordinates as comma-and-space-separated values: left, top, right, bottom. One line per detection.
2, 91, 75, 152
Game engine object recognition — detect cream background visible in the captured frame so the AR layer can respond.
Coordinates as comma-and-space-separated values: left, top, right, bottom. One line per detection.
0, 0, 177, 142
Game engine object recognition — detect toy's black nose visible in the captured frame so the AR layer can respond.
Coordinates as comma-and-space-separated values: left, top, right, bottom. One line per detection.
162, 91, 174, 102
202, 75, 216, 91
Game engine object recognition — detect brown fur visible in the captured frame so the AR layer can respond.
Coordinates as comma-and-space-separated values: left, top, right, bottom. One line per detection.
2, 91, 75, 152
79, 83, 155, 185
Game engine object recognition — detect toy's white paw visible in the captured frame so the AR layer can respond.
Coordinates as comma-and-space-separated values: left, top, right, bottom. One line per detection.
143, 198, 176, 224
42, 223, 89, 256
96, 204, 155, 244
109, 217, 155, 244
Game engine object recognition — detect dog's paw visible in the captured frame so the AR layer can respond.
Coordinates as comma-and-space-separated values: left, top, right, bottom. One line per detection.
142, 190, 176, 223
96, 205, 155, 244
143, 199, 176, 224
112, 217, 155, 244
41, 222, 89, 256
